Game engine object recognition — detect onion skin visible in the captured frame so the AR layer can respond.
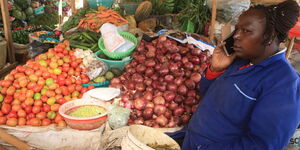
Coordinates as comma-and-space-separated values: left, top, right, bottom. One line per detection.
143, 108, 154, 119
154, 104, 167, 116
156, 115, 168, 127
134, 98, 146, 110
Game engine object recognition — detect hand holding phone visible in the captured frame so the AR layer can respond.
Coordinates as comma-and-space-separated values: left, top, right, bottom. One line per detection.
210, 42, 237, 72
222, 31, 235, 56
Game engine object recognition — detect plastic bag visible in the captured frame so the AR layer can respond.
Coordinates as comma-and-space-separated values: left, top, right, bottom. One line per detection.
100, 23, 126, 52
206, 0, 250, 23
108, 104, 130, 130
74, 49, 108, 80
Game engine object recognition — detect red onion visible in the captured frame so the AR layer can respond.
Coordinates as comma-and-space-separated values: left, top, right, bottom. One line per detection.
169, 63, 179, 72
173, 70, 184, 77
144, 78, 153, 86
191, 48, 202, 56
159, 68, 169, 76
168, 102, 178, 111
178, 85, 188, 95
146, 87, 153, 92
173, 107, 184, 116
145, 44, 156, 51
134, 98, 146, 110
146, 102, 155, 108
135, 83, 145, 92
143, 108, 154, 119
158, 83, 167, 92
167, 83, 177, 91
182, 57, 189, 63
191, 73, 202, 83
134, 117, 144, 125
136, 54, 146, 63
154, 104, 167, 115
151, 74, 159, 81
187, 90, 197, 98
164, 75, 174, 83
156, 115, 168, 127
163, 91, 176, 102
153, 96, 165, 105
163, 40, 172, 48
190, 56, 200, 64
143, 91, 153, 101
165, 110, 172, 119
110, 78, 121, 84
136, 64, 146, 73
145, 68, 154, 76
185, 62, 194, 70
192, 105, 198, 113
146, 51, 156, 58
145, 59, 156, 67
181, 114, 190, 125
144, 120, 155, 127
172, 53, 182, 61
185, 79, 196, 89
133, 91, 143, 99
174, 95, 184, 104
175, 77, 185, 85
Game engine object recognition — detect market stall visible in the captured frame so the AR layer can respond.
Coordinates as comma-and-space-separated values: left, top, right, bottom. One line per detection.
0, 0, 299, 149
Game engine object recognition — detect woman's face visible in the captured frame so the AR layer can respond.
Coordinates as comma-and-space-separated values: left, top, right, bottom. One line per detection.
233, 9, 267, 59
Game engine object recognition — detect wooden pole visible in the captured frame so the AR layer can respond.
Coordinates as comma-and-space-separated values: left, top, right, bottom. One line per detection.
209, 0, 217, 42
286, 36, 295, 59
0, 129, 30, 150
83, 0, 88, 8
71, 0, 76, 14
0, 0, 15, 63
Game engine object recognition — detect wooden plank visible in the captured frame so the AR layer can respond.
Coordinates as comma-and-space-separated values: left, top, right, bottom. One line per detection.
0, 0, 15, 63
209, 0, 217, 42
0, 128, 30, 150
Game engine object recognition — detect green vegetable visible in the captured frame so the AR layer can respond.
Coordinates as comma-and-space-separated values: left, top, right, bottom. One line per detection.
28, 12, 59, 29
149, 0, 174, 15
82, 32, 95, 43
25, 7, 33, 16
11, 10, 23, 20
68, 106, 106, 118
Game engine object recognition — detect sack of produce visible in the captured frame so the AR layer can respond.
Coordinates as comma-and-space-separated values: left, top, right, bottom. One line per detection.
108, 104, 130, 130
28, 40, 54, 58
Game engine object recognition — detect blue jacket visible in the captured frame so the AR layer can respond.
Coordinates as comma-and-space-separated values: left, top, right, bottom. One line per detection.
169, 52, 300, 150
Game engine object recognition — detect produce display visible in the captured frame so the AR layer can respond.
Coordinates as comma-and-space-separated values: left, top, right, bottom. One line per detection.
78, 9, 129, 33
67, 106, 106, 118
110, 36, 209, 128
64, 31, 101, 51
0, 41, 95, 127
28, 12, 59, 30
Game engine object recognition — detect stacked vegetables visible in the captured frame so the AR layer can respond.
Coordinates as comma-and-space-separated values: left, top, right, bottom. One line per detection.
78, 9, 129, 33
110, 36, 209, 128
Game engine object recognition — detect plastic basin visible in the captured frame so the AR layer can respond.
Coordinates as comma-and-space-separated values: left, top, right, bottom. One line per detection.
87, 0, 114, 9
95, 50, 132, 70
59, 99, 108, 130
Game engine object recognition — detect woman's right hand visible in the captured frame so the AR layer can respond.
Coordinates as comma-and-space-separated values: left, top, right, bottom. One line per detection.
210, 42, 237, 72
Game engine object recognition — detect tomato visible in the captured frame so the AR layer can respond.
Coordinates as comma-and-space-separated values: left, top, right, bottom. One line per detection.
25, 98, 34, 106
12, 99, 21, 105
64, 78, 72, 86
6, 86, 15, 96
34, 100, 42, 107
10, 69, 18, 75
47, 97, 56, 105
13, 92, 21, 100
14, 73, 25, 79
57, 98, 67, 105
19, 93, 26, 102
18, 118, 26, 126
51, 104, 60, 112
54, 114, 63, 123
13, 81, 21, 89
45, 90, 56, 98
48, 83, 58, 90
17, 109, 26, 118
75, 85, 82, 91
4, 95, 13, 104
0, 112, 3, 117
33, 85, 43, 93
12, 104, 22, 112
7, 112, 17, 118
6, 118, 17, 127
75, 65, 82, 72
26, 113, 35, 120
56, 120, 67, 128
54, 88, 62, 95
19, 79, 28, 88
1, 80, 12, 87
26, 90, 34, 98
81, 87, 88, 94
0, 117, 7, 125
35, 70, 43, 77
34, 93, 42, 100
42, 104, 51, 112
21, 102, 26, 109
42, 118, 51, 126
16, 65, 26, 73
1, 104, 11, 114
47, 111, 56, 119
40, 96, 47, 103
81, 78, 89, 84
62, 88, 70, 96
0, 87, 7, 95
29, 118, 41, 126
32, 106, 41, 114
24, 106, 32, 114
88, 85, 95, 90
42, 72, 51, 79
55, 94, 63, 100
70, 61, 78, 68
36, 112, 46, 120
4, 74, 14, 81
28, 74, 38, 82
78, 93, 83, 99
27, 82, 37, 90
67, 84, 76, 93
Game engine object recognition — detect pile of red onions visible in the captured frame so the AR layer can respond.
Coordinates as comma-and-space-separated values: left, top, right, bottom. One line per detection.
110, 36, 210, 128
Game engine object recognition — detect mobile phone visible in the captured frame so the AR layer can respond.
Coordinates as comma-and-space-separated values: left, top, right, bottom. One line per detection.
223, 31, 235, 56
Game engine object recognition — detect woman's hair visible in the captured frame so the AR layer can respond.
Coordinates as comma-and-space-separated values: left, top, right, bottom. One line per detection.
251, 0, 299, 44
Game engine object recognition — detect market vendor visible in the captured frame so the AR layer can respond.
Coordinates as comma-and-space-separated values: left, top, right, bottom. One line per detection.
168, 0, 300, 149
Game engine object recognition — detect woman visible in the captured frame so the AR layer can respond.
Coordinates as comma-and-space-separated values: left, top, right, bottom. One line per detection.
169, 0, 300, 149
